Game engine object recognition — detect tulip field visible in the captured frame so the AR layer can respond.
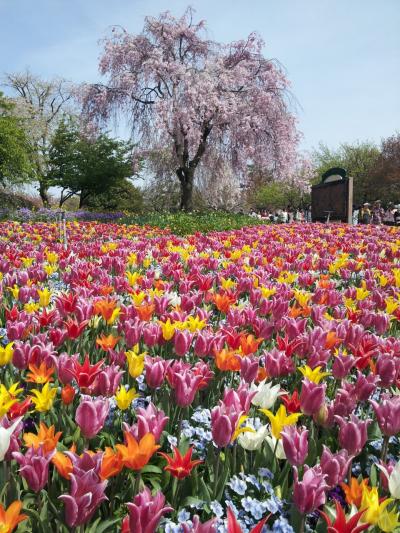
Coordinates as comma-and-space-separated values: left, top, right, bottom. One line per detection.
1, 220, 400, 533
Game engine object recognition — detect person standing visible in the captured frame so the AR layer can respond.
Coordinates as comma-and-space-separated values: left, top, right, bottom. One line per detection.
371, 200, 384, 225
360, 203, 371, 224
352, 205, 359, 225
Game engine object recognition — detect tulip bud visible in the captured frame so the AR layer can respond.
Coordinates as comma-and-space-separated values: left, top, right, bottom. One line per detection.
281, 425, 308, 467
300, 380, 326, 416
61, 384, 75, 405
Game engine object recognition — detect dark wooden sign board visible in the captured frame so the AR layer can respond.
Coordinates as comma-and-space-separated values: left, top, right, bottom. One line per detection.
311, 175, 353, 223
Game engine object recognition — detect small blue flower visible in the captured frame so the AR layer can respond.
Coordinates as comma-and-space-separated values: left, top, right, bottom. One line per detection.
210, 501, 224, 518
241, 497, 264, 520
228, 475, 247, 495
177, 509, 191, 523
272, 517, 295, 533
258, 468, 274, 479
167, 435, 178, 448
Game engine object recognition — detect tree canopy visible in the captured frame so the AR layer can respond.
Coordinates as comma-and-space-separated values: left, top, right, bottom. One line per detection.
48, 118, 134, 208
0, 92, 33, 185
81, 7, 300, 210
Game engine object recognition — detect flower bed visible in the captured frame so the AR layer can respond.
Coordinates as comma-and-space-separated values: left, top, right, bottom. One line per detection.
0, 221, 399, 532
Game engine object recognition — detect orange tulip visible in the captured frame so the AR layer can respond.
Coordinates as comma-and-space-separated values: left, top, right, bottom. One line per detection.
96, 333, 120, 351
61, 384, 76, 405
116, 432, 159, 471
0, 501, 28, 533
341, 477, 369, 508
99, 285, 114, 296
135, 303, 155, 321
52, 450, 73, 479
256, 367, 268, 382
325, 331, 342, 350
213, 293, 236, 313
239, 334, 262, 355
93, 299, 118, 322
26, 362, 55, 384
215, 348, 241, 372
23, 422, 62, 455
100, 447, 123, 479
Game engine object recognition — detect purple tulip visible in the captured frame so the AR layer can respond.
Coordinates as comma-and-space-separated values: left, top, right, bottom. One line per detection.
240, 356, 259, 383
281, 425, 309, 467
211, 403, 241, 448
370, 394, 400, 436
90, 364, 124, 396
173, 370, 202, 407
144, 356, 170, 388
123, 402, 168, 443
376, 354, 400, 387
293, 465, 328, 514
332, 354, 356, 379
122, 487, 173, 533
182, 516, 218, 532
335, 414, 370, 456
13, 445, 54, 492
263, 348, 294, 377
59, 470, 108, 527
320, 445, 352, 488
354, 371, 379, 401
174, 330, 192, 356
75, 398, 109, 439
300, 380, 326, 416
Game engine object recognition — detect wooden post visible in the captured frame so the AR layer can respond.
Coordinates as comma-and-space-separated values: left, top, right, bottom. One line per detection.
347, 176, 353, 224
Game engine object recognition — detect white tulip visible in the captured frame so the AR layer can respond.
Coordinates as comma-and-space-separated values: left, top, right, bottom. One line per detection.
377, 461, 400, 499
265, 435, 286, 460
238, 425, 269, 451
250, 380, 282, 410
0, 417, 22, 461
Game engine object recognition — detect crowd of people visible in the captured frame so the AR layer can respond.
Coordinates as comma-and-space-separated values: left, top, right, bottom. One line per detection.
353, 200, 400, 225
250, 207, 312, 223
250, 201, 400, 226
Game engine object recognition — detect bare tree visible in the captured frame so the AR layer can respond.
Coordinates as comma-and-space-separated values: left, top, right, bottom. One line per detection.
3, 70, 74, 205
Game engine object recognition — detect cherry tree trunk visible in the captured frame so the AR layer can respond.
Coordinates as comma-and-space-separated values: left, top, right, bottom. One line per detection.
177, 168, 194, 211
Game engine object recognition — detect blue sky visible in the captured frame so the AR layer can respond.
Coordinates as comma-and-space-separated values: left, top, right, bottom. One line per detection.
1, 0, 399, 151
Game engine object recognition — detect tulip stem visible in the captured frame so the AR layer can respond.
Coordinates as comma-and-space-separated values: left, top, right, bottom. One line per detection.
134, 472, 141, 496
299, 515, 305, 533
213, 450, 221, 498
381, 435, 390, 463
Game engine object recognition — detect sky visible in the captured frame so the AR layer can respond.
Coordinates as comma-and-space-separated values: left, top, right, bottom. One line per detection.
0, 0, 399, 152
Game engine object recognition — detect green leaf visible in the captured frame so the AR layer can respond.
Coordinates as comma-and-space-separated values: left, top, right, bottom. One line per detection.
140, 464, 163, 475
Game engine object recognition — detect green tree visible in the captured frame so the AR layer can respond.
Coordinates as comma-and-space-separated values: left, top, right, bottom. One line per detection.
48, 119, 134, 208
4, 71, 74, 205
85, 178, 143, 213
0, 92, 32, 185
312, 141, 380, 205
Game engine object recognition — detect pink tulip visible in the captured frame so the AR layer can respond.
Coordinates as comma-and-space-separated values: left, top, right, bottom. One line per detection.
300, 380, 326, 416
13, 445, 54, 492
174, 330, 193, 356
75, 398, 109, 439
335, 414, 370, 456
320, 446, 352, 488
293, 465, 328, 514
123, 403, 168, 443
281, 425, 309, 467
370, 394, 400, 436
121, 487, 172, 533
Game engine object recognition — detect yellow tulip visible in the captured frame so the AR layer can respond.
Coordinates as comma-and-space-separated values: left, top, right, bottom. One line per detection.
30, 383, 57, 412
0, 342, 14, 366
360, 486, 393, 525
260, 405, 301, 439
231, 414, 256, 442
298, 365, 331, 384
115, 386, 139, 410
159, 319, 176, 341
125, 351, 145, 378
37, 287, 52, 307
